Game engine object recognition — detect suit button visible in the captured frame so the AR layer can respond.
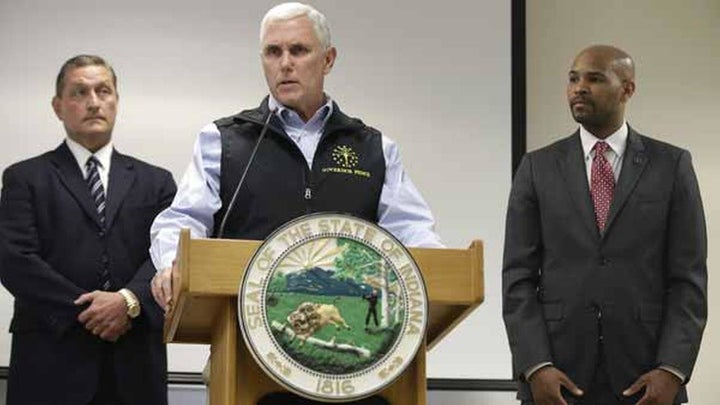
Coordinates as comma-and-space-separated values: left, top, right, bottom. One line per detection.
98, 230, 105, 238
599, 257, 608, 266
102, 255, 109, 264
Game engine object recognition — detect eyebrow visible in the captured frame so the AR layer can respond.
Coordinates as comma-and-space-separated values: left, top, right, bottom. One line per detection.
568, 69, 606, 76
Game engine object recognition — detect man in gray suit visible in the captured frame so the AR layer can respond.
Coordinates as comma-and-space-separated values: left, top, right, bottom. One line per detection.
502, 45, 707, 405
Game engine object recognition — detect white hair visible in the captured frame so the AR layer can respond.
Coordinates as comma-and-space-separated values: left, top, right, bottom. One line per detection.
260, 2, 332, 49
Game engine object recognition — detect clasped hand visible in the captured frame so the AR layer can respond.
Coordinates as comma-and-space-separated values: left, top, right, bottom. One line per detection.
530, 366, 680, 405
75, 291, 131, 342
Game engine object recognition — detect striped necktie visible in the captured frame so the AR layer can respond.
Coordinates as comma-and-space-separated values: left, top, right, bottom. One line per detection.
85, 156, 111, 290
85, 156, 106, 228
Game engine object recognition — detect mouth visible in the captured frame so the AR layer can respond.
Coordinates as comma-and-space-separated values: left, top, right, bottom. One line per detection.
84, 116, 106, 122
570, 98, 591, 108
278, 80, 299, 87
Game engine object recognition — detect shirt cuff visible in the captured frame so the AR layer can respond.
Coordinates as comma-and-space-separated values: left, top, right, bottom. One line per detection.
659, 365, 686, 383
524, 362, 553, 381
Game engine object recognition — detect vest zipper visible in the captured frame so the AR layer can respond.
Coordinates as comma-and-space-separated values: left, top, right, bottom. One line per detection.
303, 168, 313, 214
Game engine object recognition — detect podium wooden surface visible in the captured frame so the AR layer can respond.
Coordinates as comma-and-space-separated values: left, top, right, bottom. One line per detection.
164, 229, 484, 405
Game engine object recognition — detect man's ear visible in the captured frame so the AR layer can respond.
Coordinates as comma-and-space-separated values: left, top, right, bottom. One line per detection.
323, 47, 337, 75
621, 79, 636, 103
51, 96, 63, 120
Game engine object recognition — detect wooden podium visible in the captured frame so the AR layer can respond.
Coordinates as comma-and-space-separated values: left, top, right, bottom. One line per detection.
164, 229, 484, 405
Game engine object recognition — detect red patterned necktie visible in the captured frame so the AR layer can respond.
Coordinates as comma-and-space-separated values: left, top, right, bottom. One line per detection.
591, 141, 614, 232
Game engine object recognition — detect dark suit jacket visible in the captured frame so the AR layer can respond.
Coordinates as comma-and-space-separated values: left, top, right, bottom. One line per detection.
502, 128, 707, 403
0, 142, 176, 405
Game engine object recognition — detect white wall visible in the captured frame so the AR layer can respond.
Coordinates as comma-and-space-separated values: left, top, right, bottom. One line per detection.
527, 0, 720, 403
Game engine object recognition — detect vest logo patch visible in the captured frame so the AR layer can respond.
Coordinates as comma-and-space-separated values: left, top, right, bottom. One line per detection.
323, 145, 371, 178
238, 213, 428, 402
332, 145, 359, 168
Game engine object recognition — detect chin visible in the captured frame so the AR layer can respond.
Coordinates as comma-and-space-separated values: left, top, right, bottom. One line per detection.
571, 111, 591, 123
278, 100, 300, 110
80, 130, 112, 140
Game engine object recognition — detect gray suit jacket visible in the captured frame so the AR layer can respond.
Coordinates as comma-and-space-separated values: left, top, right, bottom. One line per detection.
502, 128, 707, 403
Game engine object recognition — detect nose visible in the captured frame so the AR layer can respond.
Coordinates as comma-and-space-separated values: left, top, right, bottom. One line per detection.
572, 78, 589, 95
279, 50, 293, 70
86, 90, 100, 109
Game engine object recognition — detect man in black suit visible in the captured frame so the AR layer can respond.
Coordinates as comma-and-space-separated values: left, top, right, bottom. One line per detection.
0, 55, 176, 405
502, 45, 707, 405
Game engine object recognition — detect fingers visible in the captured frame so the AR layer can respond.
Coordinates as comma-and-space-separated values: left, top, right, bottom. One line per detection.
74, 291, 96, 306
84, 314, 103, 331
162, 267, 173, 307
626, 369, 681, 405
78, 291, 126, 326
151, 268, 172, 311
99, 318, 131, 341
623, 375, 647, 397
76, 291, 98, 324
74, 291, 131, 341
634, 392, 652, 405
559, 372, 584, 397
530, 367, 580, 405
151, 273, 166, 309
78, 307, 91, 324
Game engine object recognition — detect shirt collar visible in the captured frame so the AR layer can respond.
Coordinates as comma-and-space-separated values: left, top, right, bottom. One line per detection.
580, 121, 628, 159
65, 137, 113, 172
268, 93, 334, 130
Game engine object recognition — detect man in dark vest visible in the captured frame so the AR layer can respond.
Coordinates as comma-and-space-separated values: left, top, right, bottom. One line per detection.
149, 3, 442, 403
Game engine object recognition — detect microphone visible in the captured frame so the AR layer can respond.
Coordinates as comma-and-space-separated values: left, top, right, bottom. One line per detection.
216, 107, 276, 238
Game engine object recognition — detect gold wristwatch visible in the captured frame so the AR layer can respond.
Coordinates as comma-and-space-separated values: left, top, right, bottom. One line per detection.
118, 288, 141, 318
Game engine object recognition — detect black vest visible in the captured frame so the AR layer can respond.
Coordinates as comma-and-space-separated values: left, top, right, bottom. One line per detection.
212, 99, 386, 240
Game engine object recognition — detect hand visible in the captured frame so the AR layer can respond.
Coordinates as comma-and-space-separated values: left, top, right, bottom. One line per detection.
75, 291, 131, 341
151, 264, 174, 312
623, 369, 681, 405
529, 366, 584, 405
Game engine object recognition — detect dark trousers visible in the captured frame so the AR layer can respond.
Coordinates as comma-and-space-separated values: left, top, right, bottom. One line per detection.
89, 344, 122, 405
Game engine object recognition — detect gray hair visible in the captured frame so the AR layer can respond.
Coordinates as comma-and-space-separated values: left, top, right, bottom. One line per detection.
260, 2, 332, 50
55, 54, 117, 97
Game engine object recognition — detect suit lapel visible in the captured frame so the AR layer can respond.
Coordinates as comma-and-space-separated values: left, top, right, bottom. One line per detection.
104, 151, 136, 230
556, 132, 599, 239
49, 143, 103, 228
604, 128, 648, 236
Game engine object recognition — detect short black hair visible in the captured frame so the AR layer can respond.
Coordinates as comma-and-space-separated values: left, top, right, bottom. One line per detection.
55, 54, 117, 97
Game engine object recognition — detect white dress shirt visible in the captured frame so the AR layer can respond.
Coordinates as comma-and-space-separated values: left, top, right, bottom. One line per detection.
65, 137, 113, 190
579, 121, 627, 184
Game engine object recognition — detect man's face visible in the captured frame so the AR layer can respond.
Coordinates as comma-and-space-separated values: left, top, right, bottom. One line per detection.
566, 52, 631, 131
52, 65, 118, 150
261, 16, 336, 120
